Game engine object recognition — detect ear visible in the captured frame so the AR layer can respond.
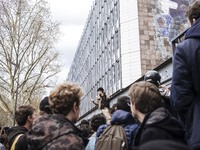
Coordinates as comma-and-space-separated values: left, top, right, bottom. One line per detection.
73, 102, 79, 112
191, 18, 196, 25
193, 18, 196, 24
27, 115, 33, 122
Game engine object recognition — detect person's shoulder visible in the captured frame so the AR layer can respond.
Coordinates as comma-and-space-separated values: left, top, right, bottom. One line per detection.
15, 134, 28, 150
176, 38, 197, 53
51, 132, 85, 149
96, 124, 107, 138
125, 123, 138, 132
138, 126, 165, 144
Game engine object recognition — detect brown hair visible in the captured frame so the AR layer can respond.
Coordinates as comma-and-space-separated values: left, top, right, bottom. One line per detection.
128, 81, 162, 114
186, 0, 200, 24
15, 105, 36, 126
49, 81, 84, 115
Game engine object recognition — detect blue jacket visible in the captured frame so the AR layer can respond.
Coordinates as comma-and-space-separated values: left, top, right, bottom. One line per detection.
171, 18, 200, 149
96, 110, 138, 148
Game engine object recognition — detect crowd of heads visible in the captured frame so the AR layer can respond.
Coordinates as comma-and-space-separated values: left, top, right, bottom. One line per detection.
0, 70, 188, 149
1, 1, 200, 148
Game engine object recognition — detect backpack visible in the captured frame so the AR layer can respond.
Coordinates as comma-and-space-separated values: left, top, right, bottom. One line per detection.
95, 125, 128, 150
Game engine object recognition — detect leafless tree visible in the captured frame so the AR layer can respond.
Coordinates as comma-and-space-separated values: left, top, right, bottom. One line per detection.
0, 0, 62, 121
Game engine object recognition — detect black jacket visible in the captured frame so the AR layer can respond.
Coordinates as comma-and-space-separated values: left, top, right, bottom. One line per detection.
15, 133, 28, 150
100, 94, 109, 109
7, 126, 28, 150
171, 18, 200, 149
134, 107, 186, 146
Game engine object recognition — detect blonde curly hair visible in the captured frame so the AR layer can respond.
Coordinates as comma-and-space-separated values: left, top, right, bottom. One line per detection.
49, 82, 84, 115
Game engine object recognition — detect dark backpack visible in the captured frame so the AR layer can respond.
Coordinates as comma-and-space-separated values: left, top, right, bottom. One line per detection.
95, 125, 128, 150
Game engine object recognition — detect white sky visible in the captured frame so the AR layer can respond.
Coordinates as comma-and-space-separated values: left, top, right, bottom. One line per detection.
48, 0, 94, 83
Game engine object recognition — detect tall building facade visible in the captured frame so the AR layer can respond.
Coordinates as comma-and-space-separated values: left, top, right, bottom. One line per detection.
67, 0, 193, 117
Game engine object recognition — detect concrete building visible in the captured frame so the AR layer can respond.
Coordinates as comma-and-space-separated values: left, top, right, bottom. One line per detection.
67, 0, 192, 118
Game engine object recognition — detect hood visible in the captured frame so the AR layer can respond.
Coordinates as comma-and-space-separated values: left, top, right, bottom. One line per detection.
185, 18, 200, 39
111, 110, 136, 125
7, 126, 28, 146
145, 107, 169, 125
145, 107, 185, 139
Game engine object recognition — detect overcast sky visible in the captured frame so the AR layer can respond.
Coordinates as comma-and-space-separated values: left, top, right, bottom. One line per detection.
48, 0, 94, 83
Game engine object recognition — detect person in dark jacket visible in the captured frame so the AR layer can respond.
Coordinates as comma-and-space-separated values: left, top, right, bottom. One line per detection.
15, 97, 52, 150
27, 81, 88, 150
144, 70, 175, 117
132, 140, 191, 150
171, 1, 200, 149
97, 96, 138, 149
128, 81, 186, 147
7, 105, 36, 150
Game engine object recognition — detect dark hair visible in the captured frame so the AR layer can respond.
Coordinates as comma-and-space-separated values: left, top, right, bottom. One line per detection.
79, 123, 91, 138
15, 105, 35, 126
39, 97, 52, 114
91, 114, 106, 131
97, 87, 104, 92
117, 96, 131, 112
1, 127, 10, 135
0, 134, 7, 145
110, 103, 117, 114
80, 119, 89, 126
128, 81, 162, 114
79, 119, 90, 138
186, 0, 200, 24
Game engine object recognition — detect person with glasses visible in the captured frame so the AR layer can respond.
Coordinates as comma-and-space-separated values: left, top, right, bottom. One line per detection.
128, 81, 186, 148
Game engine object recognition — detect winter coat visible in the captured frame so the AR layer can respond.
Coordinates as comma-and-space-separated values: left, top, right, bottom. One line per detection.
7, 126, 28, 150
97, 110, 138, 148
134, 107, 186, 147
15, 133, 28, 150
27, 114, 88, 150
171, 18, 200, 149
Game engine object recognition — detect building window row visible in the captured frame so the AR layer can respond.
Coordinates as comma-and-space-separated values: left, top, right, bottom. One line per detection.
67, 0, 121, 116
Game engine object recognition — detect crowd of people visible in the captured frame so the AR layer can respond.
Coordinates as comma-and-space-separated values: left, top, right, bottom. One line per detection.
0, 0, 200, 149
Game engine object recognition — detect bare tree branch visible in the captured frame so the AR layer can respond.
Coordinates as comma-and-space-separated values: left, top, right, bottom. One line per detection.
0, 0, 62, 124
